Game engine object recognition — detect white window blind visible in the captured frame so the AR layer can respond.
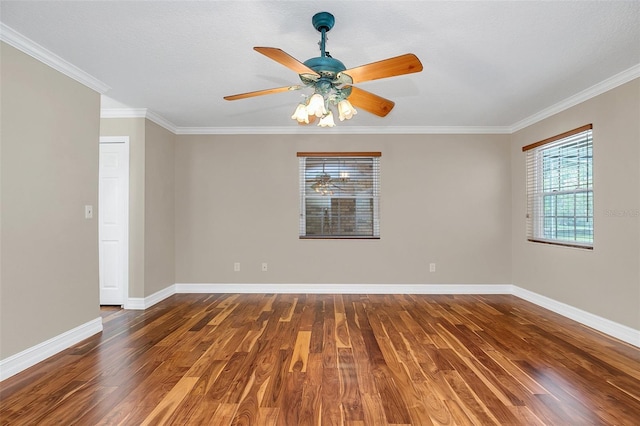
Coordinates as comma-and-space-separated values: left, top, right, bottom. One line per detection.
524, 125, 593, 248
298, 152, 380, 239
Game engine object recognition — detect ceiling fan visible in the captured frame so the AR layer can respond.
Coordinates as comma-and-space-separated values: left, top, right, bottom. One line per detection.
223, 12, 423, 127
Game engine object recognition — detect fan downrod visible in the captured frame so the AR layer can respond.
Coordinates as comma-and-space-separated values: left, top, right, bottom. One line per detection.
312, 12, 335, 32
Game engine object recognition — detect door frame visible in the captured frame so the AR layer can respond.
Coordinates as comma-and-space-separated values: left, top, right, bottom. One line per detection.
99, 136, 130, 307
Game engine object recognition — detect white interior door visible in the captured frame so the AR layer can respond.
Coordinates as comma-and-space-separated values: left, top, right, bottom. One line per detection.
99, 137, 129, 305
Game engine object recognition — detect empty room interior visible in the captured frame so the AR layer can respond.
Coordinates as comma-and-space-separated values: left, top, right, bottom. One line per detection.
1, 1, 639, 425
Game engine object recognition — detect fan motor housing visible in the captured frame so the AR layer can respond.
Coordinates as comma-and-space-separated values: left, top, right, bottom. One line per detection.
302, 56, 346, 80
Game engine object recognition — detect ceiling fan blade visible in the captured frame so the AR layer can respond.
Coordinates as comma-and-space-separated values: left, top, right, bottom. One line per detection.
254, 47, 320, 77
341, 53, 423, 84
346, 86, 395, 117
224, 85, 301, 101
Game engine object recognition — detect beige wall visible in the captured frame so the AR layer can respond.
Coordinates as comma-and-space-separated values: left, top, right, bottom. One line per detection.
100, 118, 146, 298
0, 43, 101, 359
174, 133, 512, 285
100, 118, 175, 298
511, 78, 640, 330
144, 120, 175, 295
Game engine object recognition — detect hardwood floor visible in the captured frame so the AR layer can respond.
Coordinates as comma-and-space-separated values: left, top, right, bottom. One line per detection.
1, 293, 639, 425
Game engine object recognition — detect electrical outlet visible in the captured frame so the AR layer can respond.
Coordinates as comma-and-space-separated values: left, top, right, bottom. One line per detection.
234, 262, 240, 272
429, 263, 436, 273
261, 262, 268, 272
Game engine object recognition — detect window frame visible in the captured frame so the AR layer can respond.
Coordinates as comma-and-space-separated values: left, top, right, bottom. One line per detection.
297, 152, 381, 240
522, 124, 594, 249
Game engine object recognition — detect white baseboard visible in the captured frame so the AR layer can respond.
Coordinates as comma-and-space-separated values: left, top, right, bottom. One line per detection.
511, 286, 640, 348
125, 285, 176, 310
174, 283, 512, 294
0, 317, 103, 381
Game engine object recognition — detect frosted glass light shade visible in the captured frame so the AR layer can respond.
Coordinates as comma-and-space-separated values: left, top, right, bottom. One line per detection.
337, 99, 357, 121
306, 93, 327, 117
291, 104, 309, 123
318, 111, 336, 127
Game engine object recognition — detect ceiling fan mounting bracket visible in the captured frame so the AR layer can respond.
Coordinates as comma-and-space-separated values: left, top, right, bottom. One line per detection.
312, 12, 335, 32
302, 12, 346, 83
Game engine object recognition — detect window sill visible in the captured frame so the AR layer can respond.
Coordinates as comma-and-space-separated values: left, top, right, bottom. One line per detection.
300, 236, 380, 240
527, 238, 593, 250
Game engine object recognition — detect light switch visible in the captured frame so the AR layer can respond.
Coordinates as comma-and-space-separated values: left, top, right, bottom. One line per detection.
85, 205, 93, 219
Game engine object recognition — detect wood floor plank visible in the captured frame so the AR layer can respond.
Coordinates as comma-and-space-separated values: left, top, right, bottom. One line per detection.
170, 390, 221, 424
279, 296, 298, 322
443, 398, 474, 425
276, 370, 305, 426
298, 352, 323, 426
256, 406, 279, 425
230, 372, 259, 426
440, 369, 499, 425
442, 347, 522, 424
343, 297, 377, 395
289, 331, 312, 373
212, 402, 238, 425
337, 347, 365, 422
361, 392, 389, 425
321, 366, 342, 424
164, 385, 215, 424
140, 376, 198, 425
298, 294, 317, 331
374, 328, 434, 425
208, 302, 240, 327
260, 348, 290, 409
1, 293, 639, 425
309, 300, 325, 354
208, 351, 248, 402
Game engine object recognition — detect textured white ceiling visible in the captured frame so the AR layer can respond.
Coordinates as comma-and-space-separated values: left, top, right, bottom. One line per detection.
1, 1, 639, 132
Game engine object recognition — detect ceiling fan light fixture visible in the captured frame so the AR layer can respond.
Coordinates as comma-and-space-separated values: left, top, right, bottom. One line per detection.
291, 103, 310, 123
337, 99, 357, 121
224, 11, 423, 127
318, 111, 336, 127
306, 93, 327, 117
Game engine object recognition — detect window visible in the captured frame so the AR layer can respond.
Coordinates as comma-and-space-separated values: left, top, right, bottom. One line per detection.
298, 152, 380, 239
523, 124, 593, 248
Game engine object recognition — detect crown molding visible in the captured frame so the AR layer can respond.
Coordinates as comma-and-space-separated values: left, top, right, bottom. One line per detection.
510, 63, 640, 133
174, 125, 513, 135
145, 110, 179, 134
0, 23, 110, 94
100, 112, 512, 135
100, 108, 148, 119
100, 108, 178, 134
